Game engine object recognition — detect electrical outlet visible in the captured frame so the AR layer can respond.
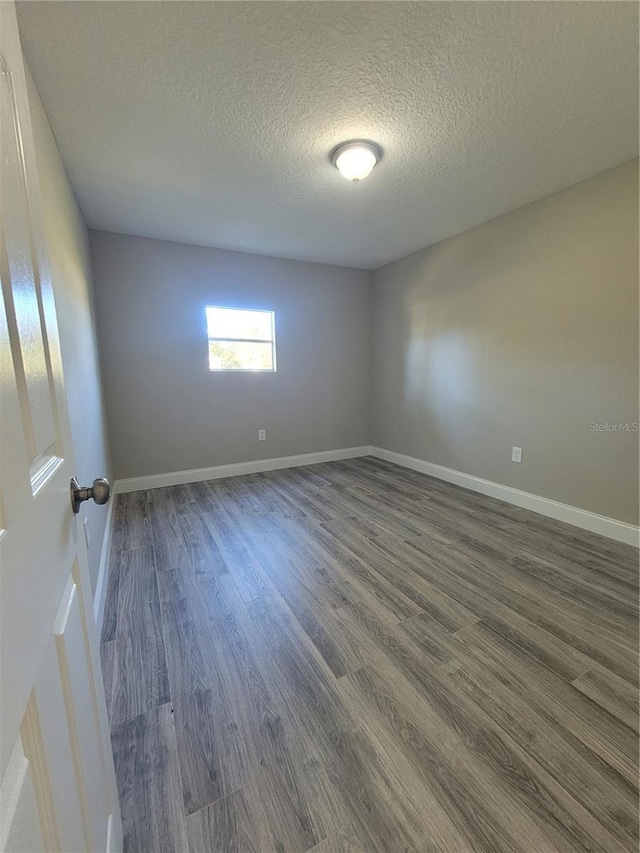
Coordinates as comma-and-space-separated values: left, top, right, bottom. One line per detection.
258, 429, 266, 441
83, 517, 91, 549
511, 446, 523, 463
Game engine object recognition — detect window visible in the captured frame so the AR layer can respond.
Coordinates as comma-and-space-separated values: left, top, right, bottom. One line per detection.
206, 306, 276, 371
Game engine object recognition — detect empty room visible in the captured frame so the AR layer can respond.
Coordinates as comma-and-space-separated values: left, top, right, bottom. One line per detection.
1, 1, 638, 851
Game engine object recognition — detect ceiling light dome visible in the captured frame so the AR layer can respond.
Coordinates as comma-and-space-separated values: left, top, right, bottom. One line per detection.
330, 140, 382, 184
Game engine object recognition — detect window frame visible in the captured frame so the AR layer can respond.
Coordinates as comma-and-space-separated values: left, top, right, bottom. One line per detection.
206, 305, 277, 373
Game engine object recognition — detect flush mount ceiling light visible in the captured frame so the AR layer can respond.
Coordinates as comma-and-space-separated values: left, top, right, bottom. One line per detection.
330, 140, 382, 184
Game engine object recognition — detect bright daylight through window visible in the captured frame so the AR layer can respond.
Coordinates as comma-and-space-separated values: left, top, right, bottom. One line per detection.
206, 306, 276, 371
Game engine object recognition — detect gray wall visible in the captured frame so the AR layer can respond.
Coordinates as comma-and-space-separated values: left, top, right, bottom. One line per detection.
27, 70, 113, 594
90, 232, 372, 480
372, 159, 639, 525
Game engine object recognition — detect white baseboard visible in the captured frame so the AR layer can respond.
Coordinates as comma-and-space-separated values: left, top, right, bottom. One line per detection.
114, 445, 374, 495
110, 443, 638, 547
105, 815, 113, 853
370, 446, 639, 547
93, 494, 115, 633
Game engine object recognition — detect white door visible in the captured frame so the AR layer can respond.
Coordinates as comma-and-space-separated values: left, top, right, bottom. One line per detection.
0, 3, 122, 851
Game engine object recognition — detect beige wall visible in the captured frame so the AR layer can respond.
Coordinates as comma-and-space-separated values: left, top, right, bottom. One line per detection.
372, 159, 639, 525
27, 70, 113, 594
90, 231, 372, 480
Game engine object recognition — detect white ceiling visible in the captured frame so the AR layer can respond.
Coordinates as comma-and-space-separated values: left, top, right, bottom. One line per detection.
17, 1, 639, 270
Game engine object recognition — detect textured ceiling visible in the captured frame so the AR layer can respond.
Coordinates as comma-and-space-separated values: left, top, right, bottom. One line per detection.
17, 1, 639, 270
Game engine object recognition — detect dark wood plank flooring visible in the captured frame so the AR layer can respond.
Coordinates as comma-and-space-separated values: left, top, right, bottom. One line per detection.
101, 457, 639, 852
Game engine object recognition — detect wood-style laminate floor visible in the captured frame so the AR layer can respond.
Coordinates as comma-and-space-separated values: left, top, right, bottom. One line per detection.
100, 457, 639, 853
